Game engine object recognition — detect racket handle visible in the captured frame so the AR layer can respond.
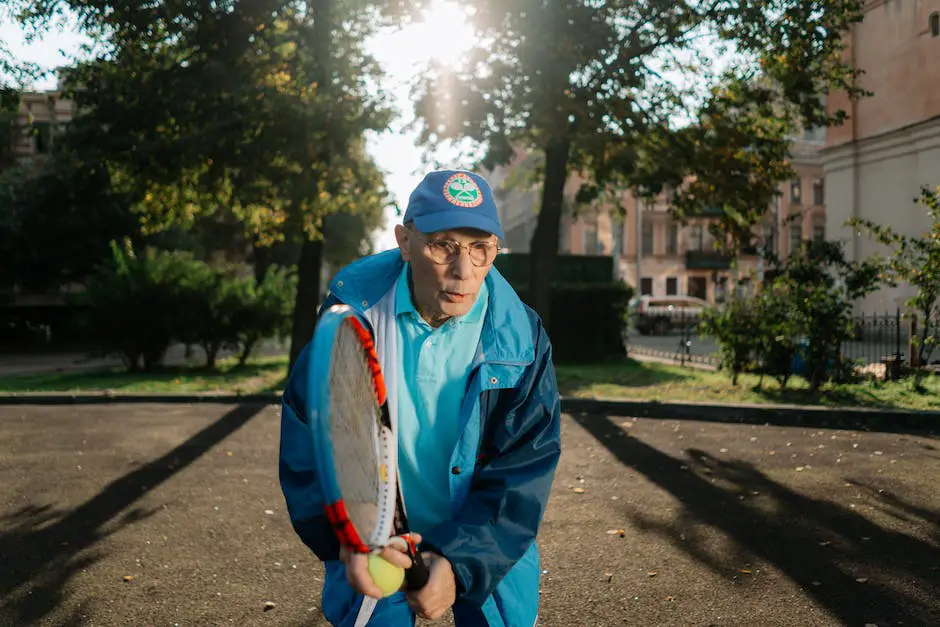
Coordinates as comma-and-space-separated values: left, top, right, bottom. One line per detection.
405, 550, 430, 589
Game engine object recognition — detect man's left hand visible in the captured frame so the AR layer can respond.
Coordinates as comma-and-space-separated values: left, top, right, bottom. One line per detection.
405, 552, 456, 621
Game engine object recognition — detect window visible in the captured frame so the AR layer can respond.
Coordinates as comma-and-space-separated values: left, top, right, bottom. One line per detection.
789, 223, 803, 254
812, 179, 824, 205
689, 224, 704, 251
813, 223, 826, 242
583, 222, 600, 255
665, 277, 678, 296
762, 225, 775, 257
666, 223, 679, 255
611, 219, 624, 256
790, 179, 802, 203
641, 222, 654, 255
930, 12, 939, 37
688, 276, 707, 300
33, 121, 52, 154
640, 277, 653, 296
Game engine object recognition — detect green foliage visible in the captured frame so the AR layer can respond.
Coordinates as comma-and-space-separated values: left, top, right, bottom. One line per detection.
704, 241, 883, 391
75, 241, 296, 371
849, 186, 940, 368
76, 242, 201, 371
699, 296, 762, 386
229, 266, 297, 366
0, 151, 141, 291
413, 0, 867, 326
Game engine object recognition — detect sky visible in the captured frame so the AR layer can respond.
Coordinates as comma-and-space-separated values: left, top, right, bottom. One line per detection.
0, 1, 479, 253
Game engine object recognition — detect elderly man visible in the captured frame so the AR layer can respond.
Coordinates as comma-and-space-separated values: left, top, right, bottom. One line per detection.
279, 169, 561, 626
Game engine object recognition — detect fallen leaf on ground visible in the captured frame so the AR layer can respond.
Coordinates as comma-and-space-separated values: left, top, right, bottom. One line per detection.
263, 601, 276, 611
606, 529, 626, 536
818, 541, 831, 547
572, 487, 586, 494
856, 577, 868, 583
647, 571, 657, 577
738, 569, 752, 574
123, 575, 134, 583
264, 509, 275, 515
664, 596, 676, 601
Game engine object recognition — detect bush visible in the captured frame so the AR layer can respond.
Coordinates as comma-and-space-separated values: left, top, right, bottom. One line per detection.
75, 241, 200, 370
76, 241, 296, 371
514, 282, 633, 363
699, 296, 762, 385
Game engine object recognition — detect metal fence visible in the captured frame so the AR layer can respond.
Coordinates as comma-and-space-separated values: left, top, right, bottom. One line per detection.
626, 308, 911, 371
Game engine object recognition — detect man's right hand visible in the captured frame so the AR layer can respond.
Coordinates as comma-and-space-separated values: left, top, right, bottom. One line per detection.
339, 533, 423, 599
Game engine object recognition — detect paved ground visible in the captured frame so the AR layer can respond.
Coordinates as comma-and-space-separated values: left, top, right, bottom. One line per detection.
1, 404, 938, 626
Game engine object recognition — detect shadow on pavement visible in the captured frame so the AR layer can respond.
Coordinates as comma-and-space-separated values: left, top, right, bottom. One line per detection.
573, 412, 940, 627
0, 403, 266, 625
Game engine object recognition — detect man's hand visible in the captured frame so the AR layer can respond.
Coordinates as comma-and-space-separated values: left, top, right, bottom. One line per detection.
339, 533, 422, 600
406, 552, 456, 621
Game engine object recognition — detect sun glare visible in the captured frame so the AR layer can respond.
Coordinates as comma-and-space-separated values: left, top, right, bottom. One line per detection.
411, 0, 477, 67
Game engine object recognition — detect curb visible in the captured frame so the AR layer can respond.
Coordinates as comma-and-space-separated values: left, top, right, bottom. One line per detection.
561, 397, 940, 434
0, 393, 937, 433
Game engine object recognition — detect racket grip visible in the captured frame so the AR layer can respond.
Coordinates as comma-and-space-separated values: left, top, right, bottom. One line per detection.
405, 551, 430, 589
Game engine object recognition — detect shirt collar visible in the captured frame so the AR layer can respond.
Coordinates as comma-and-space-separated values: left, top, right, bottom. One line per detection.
394, 263, 489, 325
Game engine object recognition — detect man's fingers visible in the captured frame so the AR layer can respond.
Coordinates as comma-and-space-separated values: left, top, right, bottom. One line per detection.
378, 546, 413, 569
345, 553, 384, 599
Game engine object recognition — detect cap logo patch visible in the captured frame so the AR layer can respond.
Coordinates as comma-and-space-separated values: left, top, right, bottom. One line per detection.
442, 172, 484, 208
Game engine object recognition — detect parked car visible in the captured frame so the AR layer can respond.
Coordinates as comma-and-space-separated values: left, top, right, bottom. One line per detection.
628, 295, 710, 335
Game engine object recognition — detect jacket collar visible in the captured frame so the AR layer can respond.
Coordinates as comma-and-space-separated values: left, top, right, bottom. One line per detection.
328, 250, 535, 366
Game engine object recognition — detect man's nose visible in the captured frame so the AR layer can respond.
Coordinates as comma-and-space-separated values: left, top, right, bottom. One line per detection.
449, 248, 473, 280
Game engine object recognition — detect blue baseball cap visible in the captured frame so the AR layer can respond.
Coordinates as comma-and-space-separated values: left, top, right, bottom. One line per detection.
402, 170, 504, 239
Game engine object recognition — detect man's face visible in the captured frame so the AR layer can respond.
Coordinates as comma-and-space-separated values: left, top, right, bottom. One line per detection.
394, 224, 499, 326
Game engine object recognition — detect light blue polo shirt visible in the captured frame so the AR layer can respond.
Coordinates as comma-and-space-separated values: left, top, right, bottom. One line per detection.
394, 264, 488, 534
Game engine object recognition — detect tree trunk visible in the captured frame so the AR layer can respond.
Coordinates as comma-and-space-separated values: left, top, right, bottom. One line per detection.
528, 136, 571, 333
288, 238, 324, 371
286, 0, 332, 373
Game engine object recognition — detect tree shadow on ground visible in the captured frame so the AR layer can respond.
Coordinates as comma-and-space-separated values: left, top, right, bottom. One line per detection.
0, 403, 265, 625
573, 412, 940, 626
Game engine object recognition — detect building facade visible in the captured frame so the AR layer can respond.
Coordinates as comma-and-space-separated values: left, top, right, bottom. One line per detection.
2, 90, 75, 170
489, 138, 826, 305
823, 0, 940, 312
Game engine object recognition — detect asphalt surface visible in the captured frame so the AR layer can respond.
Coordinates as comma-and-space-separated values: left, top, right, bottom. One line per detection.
1, 404, 938, 626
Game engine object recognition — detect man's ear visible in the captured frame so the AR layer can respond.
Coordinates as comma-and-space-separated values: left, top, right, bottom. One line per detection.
394, 224, 412, 262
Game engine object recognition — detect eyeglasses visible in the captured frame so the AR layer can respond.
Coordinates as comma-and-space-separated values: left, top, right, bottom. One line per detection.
410, 230, 499, 267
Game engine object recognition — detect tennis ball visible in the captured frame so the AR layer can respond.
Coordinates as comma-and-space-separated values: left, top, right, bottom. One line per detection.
367, 553, 405, 597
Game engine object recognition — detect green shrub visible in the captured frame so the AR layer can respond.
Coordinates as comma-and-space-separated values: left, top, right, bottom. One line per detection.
76, 241, 200, 370
514, 282, 633, 363
229, 266, 296, 365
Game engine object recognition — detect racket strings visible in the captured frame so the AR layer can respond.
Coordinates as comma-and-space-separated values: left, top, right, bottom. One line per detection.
329, 322, 383, 539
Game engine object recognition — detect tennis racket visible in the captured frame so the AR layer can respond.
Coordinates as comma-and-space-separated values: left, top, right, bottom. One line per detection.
306, 304, 430, 620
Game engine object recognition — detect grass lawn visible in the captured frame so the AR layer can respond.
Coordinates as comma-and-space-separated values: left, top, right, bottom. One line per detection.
556, 359, 940, 411
1, 354, 938, 411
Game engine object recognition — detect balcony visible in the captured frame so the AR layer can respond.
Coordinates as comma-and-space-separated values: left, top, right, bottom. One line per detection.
686, 205, 725, 218
685, 250, 732, 270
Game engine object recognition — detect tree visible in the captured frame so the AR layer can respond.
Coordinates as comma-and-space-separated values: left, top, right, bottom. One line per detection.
850, 186, 940, 370
1, 151, 141, 291
415, 0, 867, 330
14, 0, 403, 369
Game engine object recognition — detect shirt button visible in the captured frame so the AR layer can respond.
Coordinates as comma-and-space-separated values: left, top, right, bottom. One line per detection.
451, 466, 462, 475
337, 280, 344, 288
490, 377, 498, 385
361, 300, 368, 307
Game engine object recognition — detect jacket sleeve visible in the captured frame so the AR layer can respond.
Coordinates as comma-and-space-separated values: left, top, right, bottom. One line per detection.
278, 293, 342, 562
421, 315, 562, 606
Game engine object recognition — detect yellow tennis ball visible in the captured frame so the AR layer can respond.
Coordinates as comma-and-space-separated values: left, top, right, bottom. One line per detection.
367, 553, 405, 597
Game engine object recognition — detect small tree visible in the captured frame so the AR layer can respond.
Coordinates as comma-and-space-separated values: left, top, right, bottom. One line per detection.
849, 186, 940, 370
77, 242, 199, 370
700, 295, 763, 386
769, 240, 883, 390
230, 266, 297, 366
